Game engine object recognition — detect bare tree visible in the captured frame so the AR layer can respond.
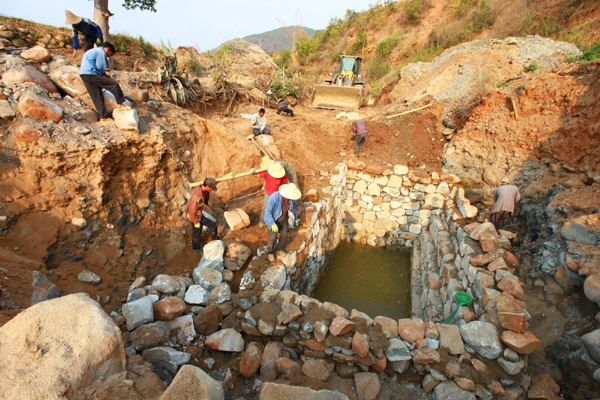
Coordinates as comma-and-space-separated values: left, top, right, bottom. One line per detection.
93, 0, 157, 42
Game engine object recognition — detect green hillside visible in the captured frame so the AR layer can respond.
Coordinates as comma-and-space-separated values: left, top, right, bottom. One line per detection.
243, 26, 316, 53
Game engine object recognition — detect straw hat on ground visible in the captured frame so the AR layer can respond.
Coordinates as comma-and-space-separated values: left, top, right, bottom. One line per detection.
267, 162, 285, 179
65, 11, 83, 25
279, 183, 301, 200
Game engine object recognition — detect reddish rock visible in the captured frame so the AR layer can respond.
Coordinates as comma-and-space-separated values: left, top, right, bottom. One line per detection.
398, 318, 425, 344
153, 297, 186, 321
323, 302, 349, 317
471, 254, 492, 266
2, 65, 58, 93
481, 237, 500, 252
488, 257, 509, 272
471, 359, 504, 395
275, 357, 301, 379
482, 287, 501, 304
422, 374, 440, 392
352, 331, 369, 358
224, 208, 250, 231
412, 348, 440, 364
18, 92, 64, 123
205, 328, 244, 352
454, 377, 475, 391
351, 309, 374, 326
354, 372, 380, 400
260, 342, 282, 381
496, 292, 525, 313
503, 251, 520, 268
240, 344, 262, 379
501, 331, 541, 354
314, 321, 329, 342
427, 273, 442, 290
497, 276, 525, 300
415, 337, 428, 349
193, 305, 223, 336
436, 324, 465, 355
371, 356, 387, 373
324, 335, 352, 349
329, 316, 356, 336
130, 321, 169, 351
470, 222, 498, 241
355, 352, 377, 367
20, 46, 51, 63
374, 316, 398, 339
302, 359, 329, 381
464, 222, 481, 234
487, 380, 506, 396
527, 373, 564, 400
300, 338, 327, 352
425, 321, 439, 339
277, 303, 302, 325
333, 352, 356, 363
498, 312, 527, 333
14, 123, 43, 142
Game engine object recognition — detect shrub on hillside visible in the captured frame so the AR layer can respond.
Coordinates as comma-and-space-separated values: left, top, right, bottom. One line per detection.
276, 49, 292, 69
369, 57, 391, 80
270, 80, 299, 99
376, 32, 400, 59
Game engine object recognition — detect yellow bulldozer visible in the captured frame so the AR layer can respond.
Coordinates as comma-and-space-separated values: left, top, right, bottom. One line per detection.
310, 56, 369, 110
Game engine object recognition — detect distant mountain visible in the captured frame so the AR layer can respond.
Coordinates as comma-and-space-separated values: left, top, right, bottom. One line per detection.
243, 26, 316, 53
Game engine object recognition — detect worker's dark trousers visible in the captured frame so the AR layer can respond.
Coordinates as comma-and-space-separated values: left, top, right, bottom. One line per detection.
253, 127, 271, 136
276, 107, 294, 117
83, 36, 97, 52
191, 216, 218, 250
80, 74, 126, 119
355, 133, 367, 155
267, 221, 289, 254
490, 211, 511, 231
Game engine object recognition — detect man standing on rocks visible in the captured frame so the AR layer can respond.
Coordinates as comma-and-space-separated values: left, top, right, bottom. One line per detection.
251, 108, 271, 136
185, 178, 219, 254
65, 11, 103, 56
264, 183, 301, 262
79, 42, 128, 122
254, 162, 289, 228
490, 178, 521, 230
352, 119, 368, 156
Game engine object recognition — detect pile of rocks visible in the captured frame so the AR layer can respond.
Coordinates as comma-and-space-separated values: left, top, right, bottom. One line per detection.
0, 23, 71, 49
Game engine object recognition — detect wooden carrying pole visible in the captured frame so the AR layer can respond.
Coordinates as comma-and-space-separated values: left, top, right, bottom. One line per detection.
386, 103, 432, 120
189, 168, 267, 188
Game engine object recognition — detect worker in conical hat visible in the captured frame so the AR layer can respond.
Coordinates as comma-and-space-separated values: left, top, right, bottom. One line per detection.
253, 160, 289, 228
65, 10, 104, 57
264, 183, 301, 262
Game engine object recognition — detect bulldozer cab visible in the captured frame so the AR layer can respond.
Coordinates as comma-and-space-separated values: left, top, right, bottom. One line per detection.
339, 56, 362, 78
310, 55, 368, 110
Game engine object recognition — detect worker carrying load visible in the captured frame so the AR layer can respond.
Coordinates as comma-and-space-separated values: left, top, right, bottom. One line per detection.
264, 183, 302, 262
65, 10, 104, 56
185, 178, 219, 254
253, 161, 289, 228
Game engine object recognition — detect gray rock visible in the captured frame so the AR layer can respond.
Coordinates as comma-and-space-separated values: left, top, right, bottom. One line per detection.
209, 283, 231, 304
161, 365, 224, 400
223, 242, 251, 271
122, 296, 154, 331
197, 240, 226, 270
141, 346, 192, 377
184, 285, 209, 305
503, 347, 519, 362
193, 267, 223, 291
459, 321, 502, 360
31, 271, 61, 305
127, 288, 147, 303
0, 100, 15, 119
385, 338, 412, 361
130, 321, 169, 351
433, 380, 476, 400
302, 322, 314, 333
77, 270, 101, 284
238, 298, 253, 310
583, 329, 600, 364
259, 382, 349, 400
152, 274, 180, 294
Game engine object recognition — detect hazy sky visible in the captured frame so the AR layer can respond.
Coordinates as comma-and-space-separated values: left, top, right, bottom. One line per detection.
3, 0, 377, 50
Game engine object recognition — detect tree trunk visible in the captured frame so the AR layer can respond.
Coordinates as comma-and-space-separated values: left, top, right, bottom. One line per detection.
94, 0, 111, 43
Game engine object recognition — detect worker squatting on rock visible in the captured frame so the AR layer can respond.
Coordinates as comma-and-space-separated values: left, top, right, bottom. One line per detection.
254, 162, 289, 228
276, 99, 294, 117
264, 183, 301, 262
352, 119, 368, 156
185, 178, 219, 254
490, 178, 521, 231
65, 10, 103, 57
79, 42, 128, 122
251, 108, 271, 136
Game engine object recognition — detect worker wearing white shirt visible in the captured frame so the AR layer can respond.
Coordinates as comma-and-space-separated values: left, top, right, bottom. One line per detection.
251, 108, 271, 136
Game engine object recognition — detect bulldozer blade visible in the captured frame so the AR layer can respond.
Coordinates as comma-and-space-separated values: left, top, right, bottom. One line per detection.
310, 84, 363, 110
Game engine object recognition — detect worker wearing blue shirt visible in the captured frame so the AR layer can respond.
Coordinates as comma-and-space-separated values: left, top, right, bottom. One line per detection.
65, 11, 103, 57
79, 43, 127, 122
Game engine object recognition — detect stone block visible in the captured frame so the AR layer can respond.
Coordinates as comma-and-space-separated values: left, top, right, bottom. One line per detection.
161, 365, 224, 400
0, 100, 15, 119
354, 180, 368, 193
197, 240, 225, 270
437, 323, 465, 355
224, 209, 250, 231
258, 383, 349, 400
387, 175, 403, 188
123, 296, 154, 331
18, 92, 63, 123
459, 321, 501, 359
354, 372, 380, 400
3, 64, 58, 93
374, 316, 398, 338
206, 328, 244, 352
153, 297, 186, 321
394, 165, 408, 175
500, 331, 541, 354
131, 321, 169, 351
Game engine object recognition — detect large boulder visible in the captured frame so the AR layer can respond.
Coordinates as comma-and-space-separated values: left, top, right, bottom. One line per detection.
459, 321, 502, 359
197, 240, 226, 270
2, 64, 58, 93
206, 328, 244, 352
259, 382, 349, 400
0, 293, 125, 400
433, 380, 476, 400
18, 92, 64, 123
160, 365, 224, 400
21, 46, 52, 63
224, 242, 252, 271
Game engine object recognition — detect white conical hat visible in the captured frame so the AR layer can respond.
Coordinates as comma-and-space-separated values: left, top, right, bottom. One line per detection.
267, 162, 285, 179
65, 10, 83, 25
279, 183, 301, 200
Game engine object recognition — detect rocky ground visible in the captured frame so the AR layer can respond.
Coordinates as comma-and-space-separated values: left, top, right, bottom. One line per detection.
0, 17, 599, 400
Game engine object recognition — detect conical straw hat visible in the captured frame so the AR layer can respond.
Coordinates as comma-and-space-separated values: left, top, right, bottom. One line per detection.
279, 183, 301, 200
267, 163, 285, 179
65, 11, 83, 25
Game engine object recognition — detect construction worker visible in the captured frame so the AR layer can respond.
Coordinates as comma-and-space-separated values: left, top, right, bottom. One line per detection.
185, 178, 219, 254
65, 10, 103, 57
264, 183, 301, 261
254, 162, 289, 228
352, 119, 368, 156
251, 108, 271, 136
276, 99, 294, 117
79, 42, 128, 122
490, 178, 521, 231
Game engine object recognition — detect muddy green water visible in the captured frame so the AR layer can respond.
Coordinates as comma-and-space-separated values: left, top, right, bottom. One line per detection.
313, 241, 411, 320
